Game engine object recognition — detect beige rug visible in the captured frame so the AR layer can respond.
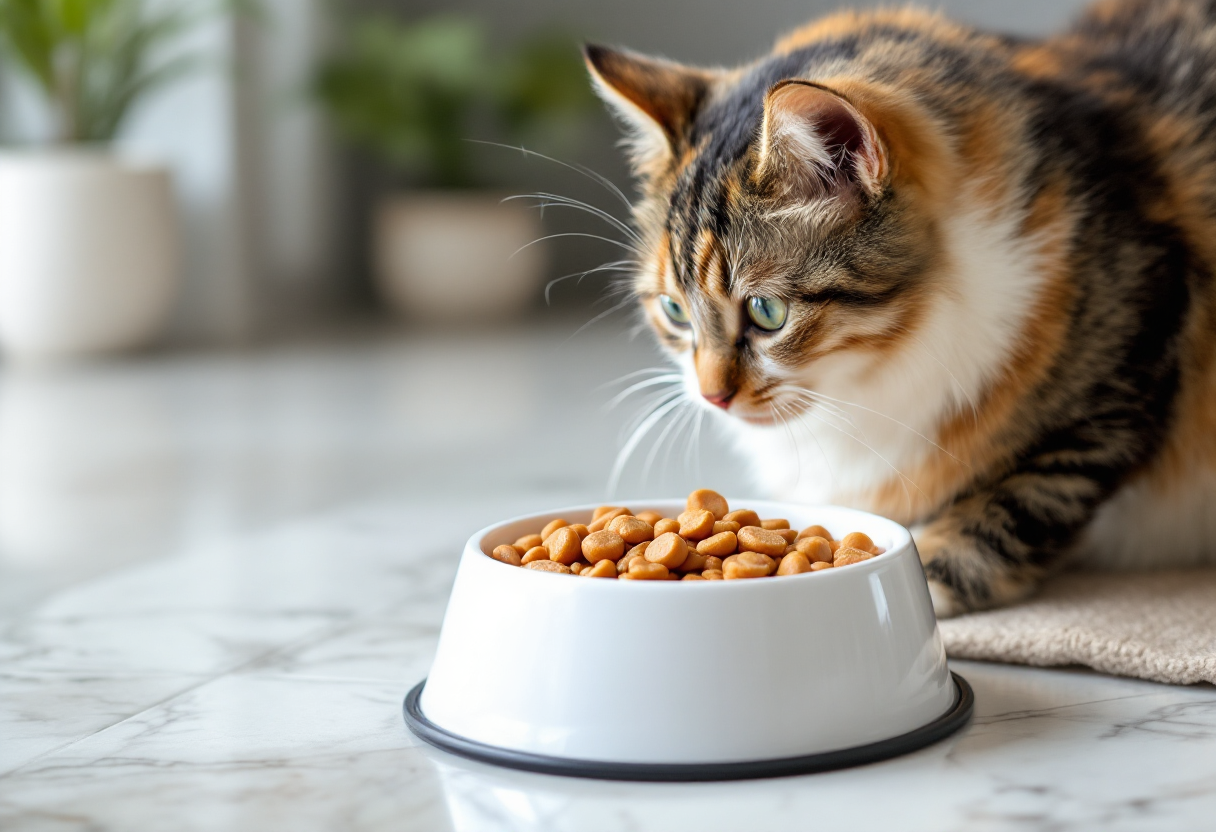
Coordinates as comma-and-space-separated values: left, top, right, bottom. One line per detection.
938, 568, 1216, 685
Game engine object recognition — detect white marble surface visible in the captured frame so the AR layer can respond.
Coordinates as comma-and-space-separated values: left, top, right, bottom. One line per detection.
1, 324, 1214, 831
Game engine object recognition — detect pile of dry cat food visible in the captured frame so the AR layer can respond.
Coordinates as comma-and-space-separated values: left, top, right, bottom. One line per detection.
487, 489, 885, 580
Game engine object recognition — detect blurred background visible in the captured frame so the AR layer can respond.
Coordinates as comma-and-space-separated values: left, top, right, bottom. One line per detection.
0, 0, 1091, 612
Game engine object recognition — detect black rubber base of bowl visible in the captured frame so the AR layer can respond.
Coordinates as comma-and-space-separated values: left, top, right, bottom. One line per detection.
403, 672, 973, 782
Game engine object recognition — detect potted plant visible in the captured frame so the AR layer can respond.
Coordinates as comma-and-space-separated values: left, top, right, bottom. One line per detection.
313, 14, 596, 321
0, 0, 224, 359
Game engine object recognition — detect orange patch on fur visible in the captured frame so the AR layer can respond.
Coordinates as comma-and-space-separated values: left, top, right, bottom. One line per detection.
774, 8, 977, 54
854, 183, 1078, 522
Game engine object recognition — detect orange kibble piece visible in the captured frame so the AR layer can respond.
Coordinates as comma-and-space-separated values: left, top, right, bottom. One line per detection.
545, 526, 584, 565
797, 524, 832, 541
775, 529, 798, 544
697, 531, 738, 556
776, 552, 812, 576
678, 509, 716, 540
724, 551, 774, 579
760, 518, 790, 530
712, 520, 741, 535
521, 546, 549, 564
702, 556, 723, 572
810, 561, 834, 571
635, 510, 664, 526
609, 515, 655, 544
653, 518, 681, 537
583, 559, 618, 578
582, 529, 626, 563
679, 550, 708, 572
588, 507, 630, 532
703, 569, 724, 580
524, 560, 572, 574
592, 505, 625, 520
687, 489, 730, 520
834, 546, 874, 567
737, 526, 788, 557
491, 545, 523, 566
645, 532, 689, 569
795, 536, 834, 563
515, 534, 543, 551
840, 531, 876, 553
683, 573, 706, 581
568, 523, 590, 540
570, 562, 586, 575
723, 509, 761, 528
541, 518, 569, 540
627, 560, 670, 580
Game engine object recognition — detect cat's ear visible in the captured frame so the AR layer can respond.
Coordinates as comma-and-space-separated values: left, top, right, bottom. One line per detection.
583, 44, 713, 174
755, 80, 888, 202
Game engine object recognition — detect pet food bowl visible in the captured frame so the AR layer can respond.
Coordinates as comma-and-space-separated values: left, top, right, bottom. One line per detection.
404, 500, 972, 780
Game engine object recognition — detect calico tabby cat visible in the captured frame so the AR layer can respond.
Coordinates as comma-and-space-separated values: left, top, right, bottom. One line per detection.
584, 0, 1216, 615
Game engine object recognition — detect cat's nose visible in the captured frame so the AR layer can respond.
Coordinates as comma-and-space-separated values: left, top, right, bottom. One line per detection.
702, 390, 735, 410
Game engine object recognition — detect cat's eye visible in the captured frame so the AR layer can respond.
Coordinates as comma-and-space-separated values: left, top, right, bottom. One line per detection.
660, 294, 690, 326
747, 296, 787, 331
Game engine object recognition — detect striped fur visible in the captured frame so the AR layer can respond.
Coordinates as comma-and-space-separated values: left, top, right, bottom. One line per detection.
586, 0, 1216, 615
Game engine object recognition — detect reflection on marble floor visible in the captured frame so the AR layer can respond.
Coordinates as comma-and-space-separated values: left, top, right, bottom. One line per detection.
1, 325, 1214, 831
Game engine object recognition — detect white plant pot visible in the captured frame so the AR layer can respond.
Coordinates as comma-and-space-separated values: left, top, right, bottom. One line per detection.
0, 150, 179, 360
373, 191, 546, 321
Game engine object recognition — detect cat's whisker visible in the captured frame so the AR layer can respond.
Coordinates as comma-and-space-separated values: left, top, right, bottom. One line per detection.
604, 374, 683, 410
595, 366, 680, 392
504, 193, 641, 245
643, 398, 692, 486
789, 386, 968, 467
544, 260, 637, 305
609, 392, 687, 497
776, 387, 856, 431
465, 139, 633, 209
511, 231, 640, 260
686, 405, 707, 481
803, 408, 923, 511
771, 400, 803, 492
889, 325, 981, 423
566, 295, 639, 343
620, 388, 683, 445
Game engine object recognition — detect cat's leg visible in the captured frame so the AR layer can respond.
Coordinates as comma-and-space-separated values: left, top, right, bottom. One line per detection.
913, 431, 1123, 617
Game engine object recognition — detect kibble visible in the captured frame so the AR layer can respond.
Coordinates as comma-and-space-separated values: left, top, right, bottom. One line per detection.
522, 546, 549, 564
795, 536, 834, 563
645, 532, 689, 569
677, 509, 716, 540
653, 517, 681, 537
737, 526, 788, 557
609, 515, 655, 544
525, 560, 571, 574
491, 545, 523, 566
515, 534, 543, 551
541, 518, 568, 539
697, 531, 738, 556
583, 559, 617, 578
582, 529, 626, 563
545, 526, 584, 565
687, 488, 730, 520
484, 492, 889, 581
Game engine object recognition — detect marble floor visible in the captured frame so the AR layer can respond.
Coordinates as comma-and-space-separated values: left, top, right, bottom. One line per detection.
1, 323, 1214, 831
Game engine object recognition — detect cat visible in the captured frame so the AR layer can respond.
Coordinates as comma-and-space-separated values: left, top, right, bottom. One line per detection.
584, 0, 1216, 616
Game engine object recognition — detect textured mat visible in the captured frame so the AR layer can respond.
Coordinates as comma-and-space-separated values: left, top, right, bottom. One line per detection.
939, 569, 1216, 685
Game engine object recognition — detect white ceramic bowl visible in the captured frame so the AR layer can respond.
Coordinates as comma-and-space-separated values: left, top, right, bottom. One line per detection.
407, 500, 970, 779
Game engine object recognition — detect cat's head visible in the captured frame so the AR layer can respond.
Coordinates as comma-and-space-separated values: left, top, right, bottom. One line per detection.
585, 43, 957, 428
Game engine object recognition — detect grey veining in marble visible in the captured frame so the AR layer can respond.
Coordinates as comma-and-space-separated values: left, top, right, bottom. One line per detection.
1, 325, 1214, 831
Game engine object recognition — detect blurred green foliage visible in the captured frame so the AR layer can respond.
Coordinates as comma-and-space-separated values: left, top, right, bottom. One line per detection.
313, 14, 596, 189
0, 0, 235, 143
